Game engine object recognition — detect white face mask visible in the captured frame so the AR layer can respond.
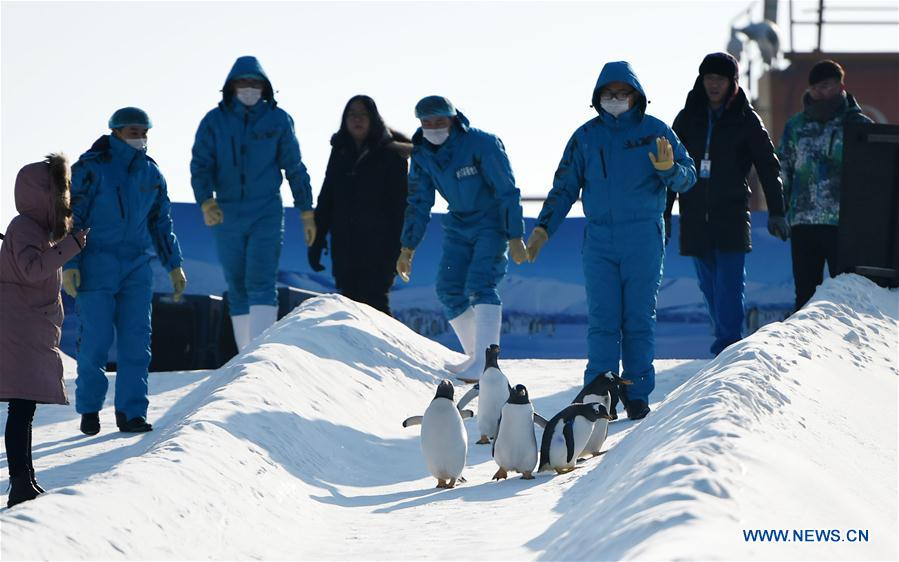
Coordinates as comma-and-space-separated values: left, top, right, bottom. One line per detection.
601, 99, 630, 118
422, 127, 450, 145
125, 138, 147, 151
236, 87, 262, 107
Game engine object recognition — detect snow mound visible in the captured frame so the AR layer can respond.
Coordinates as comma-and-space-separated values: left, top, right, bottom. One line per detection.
2, 276, 895, 560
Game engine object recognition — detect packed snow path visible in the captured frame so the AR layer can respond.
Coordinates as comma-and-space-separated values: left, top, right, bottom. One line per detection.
1, 275, 896, 560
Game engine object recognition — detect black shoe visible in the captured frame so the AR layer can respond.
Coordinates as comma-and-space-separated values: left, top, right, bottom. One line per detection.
625, 400, 650, 420
115, 411, 153, 433
29, 469, 45, 494
7, 475, 39, 508
80, 413, 100, 435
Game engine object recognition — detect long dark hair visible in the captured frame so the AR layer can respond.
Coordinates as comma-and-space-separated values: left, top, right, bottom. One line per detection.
333, 95, 389, 151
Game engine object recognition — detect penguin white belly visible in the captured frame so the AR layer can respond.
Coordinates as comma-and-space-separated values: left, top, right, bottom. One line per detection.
548, 417, 595, 470
580, 393, 611, 456
477, 368, 509, 439
493, 404, 537, 473
421, 399, 467, 480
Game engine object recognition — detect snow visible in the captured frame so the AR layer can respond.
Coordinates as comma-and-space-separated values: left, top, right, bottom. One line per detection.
1, 274, 896, 560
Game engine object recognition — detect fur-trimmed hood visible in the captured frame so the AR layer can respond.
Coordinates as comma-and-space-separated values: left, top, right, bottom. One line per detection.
14, 153, 71, 240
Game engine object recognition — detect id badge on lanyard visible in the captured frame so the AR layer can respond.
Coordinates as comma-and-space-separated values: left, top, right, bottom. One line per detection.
700, 155, 711, 178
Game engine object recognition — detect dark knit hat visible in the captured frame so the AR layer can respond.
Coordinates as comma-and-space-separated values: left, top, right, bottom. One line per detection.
808, 60, 845, 85
699, 52, 739, 82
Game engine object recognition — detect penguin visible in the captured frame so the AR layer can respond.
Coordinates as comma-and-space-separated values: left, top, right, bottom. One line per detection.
402, 380, 473, 489
538, 403, 611, 474
572, 371, 630, 457
492, 384, 538, 480
472, 345, 512, 444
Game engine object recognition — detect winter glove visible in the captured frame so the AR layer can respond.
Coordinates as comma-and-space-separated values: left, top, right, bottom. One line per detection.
301, 211, 316, 247
648, 137, 674, 171
201, 198, 224, 226
526, 227, 549, 263
767, 215, 791, 241
664, 216, 672, 246
396, 247, 414, 283
169, 267, 187, 302
509, 238, 528, 265
62, 269, 80, 298
308, 241, 326, 272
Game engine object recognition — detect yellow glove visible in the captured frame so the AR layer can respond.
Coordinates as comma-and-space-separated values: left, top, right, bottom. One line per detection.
396, 247, 414, 283
526, 227, 549, 263
169, 267, 187, 302
62, 269, 80, 298
648, 137, 674, 171
509, 238, 528, 265
301, 210, 316, 247
201, 198, 224, 226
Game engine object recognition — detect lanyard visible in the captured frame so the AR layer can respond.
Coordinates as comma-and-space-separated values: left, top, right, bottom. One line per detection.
704, 108, 717, 160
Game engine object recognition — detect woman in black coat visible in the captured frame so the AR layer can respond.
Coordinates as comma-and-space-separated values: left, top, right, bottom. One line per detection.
665, 52, 788, 356
309, 95, 411, 315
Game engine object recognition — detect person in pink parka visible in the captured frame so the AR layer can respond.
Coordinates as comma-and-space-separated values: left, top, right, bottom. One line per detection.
0, 154, 88, 508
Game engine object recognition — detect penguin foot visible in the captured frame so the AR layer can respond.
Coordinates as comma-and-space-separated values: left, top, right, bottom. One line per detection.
476, 435, 491, 444
436, 479, 448, 488
446, 478, 457, 489
492, 468, 508, 481
521, 471, 534, 480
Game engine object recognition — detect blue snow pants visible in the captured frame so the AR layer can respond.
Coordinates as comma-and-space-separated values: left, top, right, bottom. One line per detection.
583, 218, 664, 402
436, 217, 508, 321
213, 197, 284, 315
693, 249, 746, 356
75, 251, 154, 419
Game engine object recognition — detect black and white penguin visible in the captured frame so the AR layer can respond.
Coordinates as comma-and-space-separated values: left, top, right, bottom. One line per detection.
538, 403, 611, 474
402, 380, 472, 489
474, 345, 510, 444
572, 371, 629, 457
492, 384, 538, 480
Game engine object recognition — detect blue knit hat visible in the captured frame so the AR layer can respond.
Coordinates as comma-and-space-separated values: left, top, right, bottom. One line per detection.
108, 107, 152, 129
414, 95, 457, 119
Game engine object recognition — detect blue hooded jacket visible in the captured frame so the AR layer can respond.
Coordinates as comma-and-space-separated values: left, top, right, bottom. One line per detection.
190, 56, 313, 210
537, 61, 696, 235
66, 134, 183, 272
401, 112, 525, 249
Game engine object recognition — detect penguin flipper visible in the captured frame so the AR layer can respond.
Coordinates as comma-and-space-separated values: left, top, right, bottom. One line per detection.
533, 413, 548, 428
563, 420, 575, 464
402, 415, 423, 427
456, 385, 479, 411
459, 409, 475, 419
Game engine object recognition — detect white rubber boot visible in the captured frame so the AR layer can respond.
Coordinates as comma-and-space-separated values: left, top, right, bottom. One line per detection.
249, 304, 278, 342
446, 307, 475, 373
456, 304, 502, 384
232, 314, 251, 351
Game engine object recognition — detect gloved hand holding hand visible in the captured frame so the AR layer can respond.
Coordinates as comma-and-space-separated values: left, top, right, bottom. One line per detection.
62, 269, 80, 298
648, 137, 674, 171
301, 210, 316, 247
396, 247, 414, 283
72, 228, 90, 250
767, 215, 791, 241
509, 238, 528, 265
201, 198, 224, 226
526, 227, 549, 263
308, 242, 326, 272
169, 267, 187, 302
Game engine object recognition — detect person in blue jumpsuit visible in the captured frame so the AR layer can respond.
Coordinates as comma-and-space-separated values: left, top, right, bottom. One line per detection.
62, 107, 186, 434
397, 96, 527, 383
527, 62, 696, 420
190, 56, 315, 351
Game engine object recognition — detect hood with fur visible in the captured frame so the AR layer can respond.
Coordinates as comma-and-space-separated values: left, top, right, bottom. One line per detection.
14, 153, 71, 241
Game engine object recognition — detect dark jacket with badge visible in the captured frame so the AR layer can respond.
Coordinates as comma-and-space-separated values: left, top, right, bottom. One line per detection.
666, 82, 785, 257
311, 128, 409, 282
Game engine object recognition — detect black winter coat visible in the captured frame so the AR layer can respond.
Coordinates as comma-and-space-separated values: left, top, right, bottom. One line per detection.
666, 85, 785, 257
312, 130, 409, 281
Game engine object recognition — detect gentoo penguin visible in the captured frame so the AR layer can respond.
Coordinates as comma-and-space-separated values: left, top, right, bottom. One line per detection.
572, 371, 629, 457
538, 403, 611, 474
403, 380, 472, 488
492, 385, 538, 480
471, 345, 511, 444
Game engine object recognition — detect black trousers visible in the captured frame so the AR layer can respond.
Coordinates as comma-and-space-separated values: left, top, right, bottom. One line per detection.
791, 224, 841, 311
5, 399, 36, 478
336, 270, 396, 316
